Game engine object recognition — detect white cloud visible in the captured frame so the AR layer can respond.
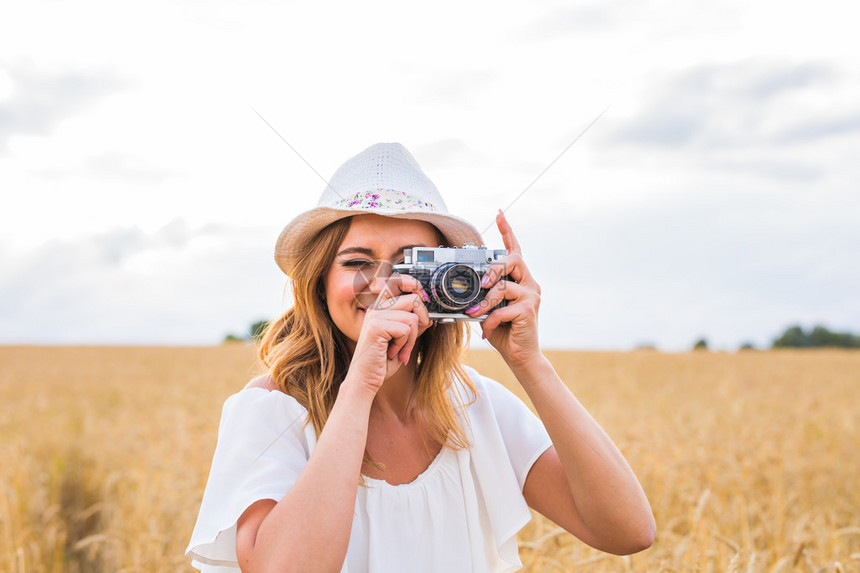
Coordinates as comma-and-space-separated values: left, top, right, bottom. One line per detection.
1, 0, 858, 347
605, 60, 848, 150
0, 221, 287, 344
0, 62, 124, 151
514, 188, 860, 351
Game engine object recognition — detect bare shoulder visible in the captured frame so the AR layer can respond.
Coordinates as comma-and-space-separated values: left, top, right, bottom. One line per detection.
243, 374, 278, 391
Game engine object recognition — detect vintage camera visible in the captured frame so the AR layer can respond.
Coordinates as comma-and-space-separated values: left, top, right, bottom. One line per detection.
393, 244, 508, 322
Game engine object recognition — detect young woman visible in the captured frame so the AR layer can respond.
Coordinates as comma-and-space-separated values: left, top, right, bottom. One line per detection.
187, 143, 655, 572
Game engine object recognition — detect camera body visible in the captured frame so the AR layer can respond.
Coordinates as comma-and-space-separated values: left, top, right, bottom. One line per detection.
393, 244, 508, 322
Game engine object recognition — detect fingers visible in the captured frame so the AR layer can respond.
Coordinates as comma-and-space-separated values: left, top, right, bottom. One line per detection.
370, 273, 425, 309
465, 279, 531, 319
482, 250, 530, 290
481, 297, 537, 334
477, 211, 536, 292
476, 253, 539, 318
366, 302, 422, 363
496, 209, 522, 254
464, 274, 542, 347
397, 312, 420, 364
381, 312, 418, 362
369, 278, 431, 333
364, 274, 431, 364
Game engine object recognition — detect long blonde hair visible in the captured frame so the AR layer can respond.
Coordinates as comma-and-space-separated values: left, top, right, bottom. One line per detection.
258, 216, 476, 453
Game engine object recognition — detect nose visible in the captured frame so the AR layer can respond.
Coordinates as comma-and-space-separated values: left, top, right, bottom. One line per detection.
368, 261, 393, 294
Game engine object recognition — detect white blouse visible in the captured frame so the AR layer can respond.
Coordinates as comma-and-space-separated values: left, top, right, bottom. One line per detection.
186, 366, 553, 573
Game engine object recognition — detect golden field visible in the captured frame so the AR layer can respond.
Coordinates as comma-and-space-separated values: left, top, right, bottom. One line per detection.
1, 345, 858, 572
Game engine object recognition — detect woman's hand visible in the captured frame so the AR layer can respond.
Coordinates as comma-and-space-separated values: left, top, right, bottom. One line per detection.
466, 210, 543, 371
347, 274, 431, 392
239, 276, 433, 572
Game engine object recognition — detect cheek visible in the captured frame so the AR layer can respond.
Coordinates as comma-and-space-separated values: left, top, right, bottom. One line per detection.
326, 271, 358, 307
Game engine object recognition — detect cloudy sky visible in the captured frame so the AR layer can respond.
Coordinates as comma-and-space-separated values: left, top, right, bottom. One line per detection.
1, 0, 858, 351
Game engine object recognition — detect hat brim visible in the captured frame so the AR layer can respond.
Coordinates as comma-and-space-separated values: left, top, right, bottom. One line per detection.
275, 207, 484, 276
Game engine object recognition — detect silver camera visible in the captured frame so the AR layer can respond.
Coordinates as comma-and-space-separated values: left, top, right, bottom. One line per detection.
393, 244, 508, 322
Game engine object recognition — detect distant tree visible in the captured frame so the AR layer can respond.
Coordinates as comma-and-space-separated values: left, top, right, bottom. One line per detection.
772, 324, 860, 348
773, 325, 807, 348
738, 342, 757, 351
693, 338, 708, 351
250, 319, 270, 342
222, 320, 271, 344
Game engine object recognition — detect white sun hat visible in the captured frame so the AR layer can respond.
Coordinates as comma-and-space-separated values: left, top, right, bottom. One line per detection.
274, 142, 484, 276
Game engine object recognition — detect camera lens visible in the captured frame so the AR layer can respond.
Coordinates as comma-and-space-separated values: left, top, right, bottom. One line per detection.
449, 276, 469, 294
430, 264, 482, 310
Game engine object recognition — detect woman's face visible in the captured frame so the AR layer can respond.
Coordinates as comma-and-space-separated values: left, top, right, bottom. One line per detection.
324, 214, 442, 347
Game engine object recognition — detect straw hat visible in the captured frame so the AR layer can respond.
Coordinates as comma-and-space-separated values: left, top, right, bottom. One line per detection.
274, 142, 483, 276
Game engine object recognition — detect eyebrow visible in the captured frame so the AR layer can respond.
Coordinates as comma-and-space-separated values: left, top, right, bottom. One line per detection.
336, 245, 430, 258
336, 247, 375, 257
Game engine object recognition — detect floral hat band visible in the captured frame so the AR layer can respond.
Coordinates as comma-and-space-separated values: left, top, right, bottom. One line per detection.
274, 142, 483, 276
335, 188, 438, 212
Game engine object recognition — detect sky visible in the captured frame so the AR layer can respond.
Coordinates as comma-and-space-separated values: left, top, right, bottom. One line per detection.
1, 0, 858, 351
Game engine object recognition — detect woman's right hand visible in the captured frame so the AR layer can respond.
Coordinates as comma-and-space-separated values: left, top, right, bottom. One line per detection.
238, 275, 431, 573
346, 274, 431, 393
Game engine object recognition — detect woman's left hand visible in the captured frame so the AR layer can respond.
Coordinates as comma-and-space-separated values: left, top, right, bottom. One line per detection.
466, 210, 542, 370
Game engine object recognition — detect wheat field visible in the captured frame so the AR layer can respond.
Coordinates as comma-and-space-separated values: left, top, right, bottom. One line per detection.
1, 345, 858, 572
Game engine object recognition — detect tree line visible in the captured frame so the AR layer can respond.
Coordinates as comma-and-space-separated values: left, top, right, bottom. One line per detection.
693, 324, 860, 351
226, 321, 859, 351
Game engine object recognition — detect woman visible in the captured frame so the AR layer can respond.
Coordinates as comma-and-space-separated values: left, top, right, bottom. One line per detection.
187, 143, 655, 572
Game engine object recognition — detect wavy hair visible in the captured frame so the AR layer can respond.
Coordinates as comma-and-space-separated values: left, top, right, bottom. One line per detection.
258, 216, 476, 460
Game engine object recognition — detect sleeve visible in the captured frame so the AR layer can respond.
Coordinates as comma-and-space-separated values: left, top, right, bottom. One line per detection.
185, 388, 317, 569
476, 373, 553, 489
459, 366, 553, 571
